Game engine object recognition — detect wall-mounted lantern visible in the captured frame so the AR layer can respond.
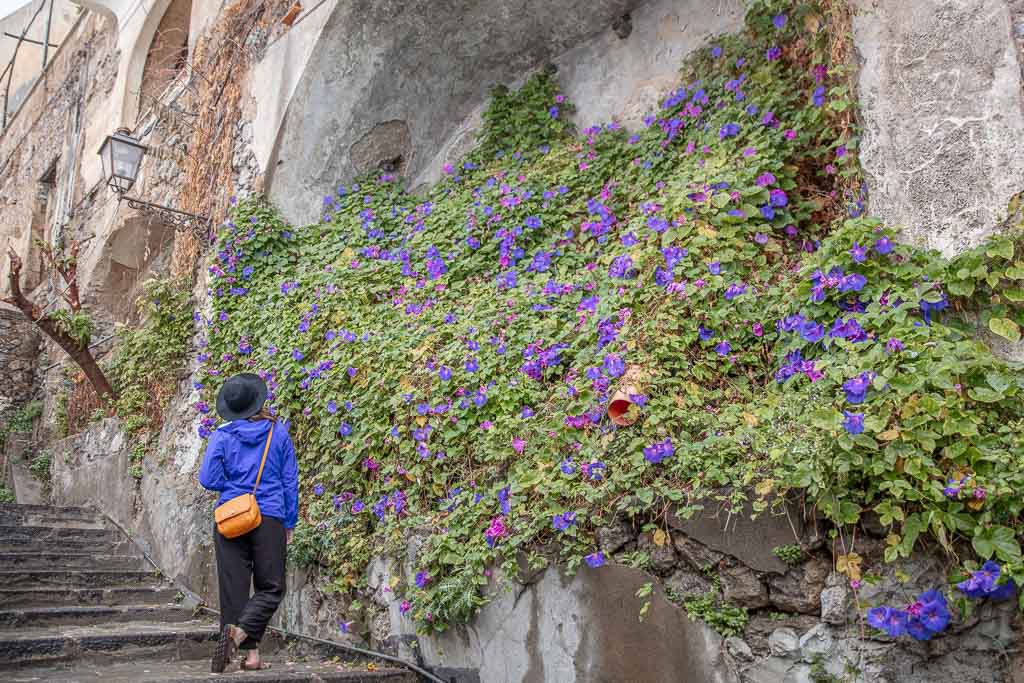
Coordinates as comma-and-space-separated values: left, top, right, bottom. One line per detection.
98, 127, 210, 235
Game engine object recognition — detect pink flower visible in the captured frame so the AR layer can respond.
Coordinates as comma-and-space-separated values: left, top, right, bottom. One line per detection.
512, 437, 525, 453
752, 322, 764, 337
485, 516, 508, 546
480, 421, 493, 430
399, 600, 411, 614
784, 129, 796, 140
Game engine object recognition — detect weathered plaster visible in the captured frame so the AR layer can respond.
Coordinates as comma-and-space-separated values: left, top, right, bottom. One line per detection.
854, 0, 1024, 257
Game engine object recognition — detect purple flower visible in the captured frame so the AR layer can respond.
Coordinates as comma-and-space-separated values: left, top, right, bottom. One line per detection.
769, 189, 788, 207
415, 571, 430, 588
843, 372, 874, 404
584, 552, 606, 568
338, 422, 352, 436
708, 261, 722, 275
439, 366, 452, 381
711, 46, 722, 58
327, 400, 338, 414
549, 106, 559, 119
609, 256, 634, 279
886, 337, 904, 353
813, 86, 826, 107
719, 123, 741, 139
875, 236, 894, 254
314, 484, 324, 497
866, 606, 892, 631
643, 438, 675, 464
842, 411, 864, 435
724, 282, 747, 300
766, 46, 782, 61
799, 320, 825, 343
850, 242, 869, 263
699, 325, 715, 342
552, 511, 577, 531
603, 354, 626, 377
760, 205, 775, 220
772, 13, 787, 29
715, 341, 732, 356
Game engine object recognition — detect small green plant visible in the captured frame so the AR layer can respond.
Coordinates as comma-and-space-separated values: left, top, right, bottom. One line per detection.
807, 653, 841, 683
53, 391, 69, 438
8, 401, 42, 433
621, 550, 651, 570
681, 593, 748, 638
472, 70, 574, 163
0, 486, 15, 503
48, 309, 93, 347
773, 544, 803, 567
28, 452, 51, 483
129, 465, 143, 480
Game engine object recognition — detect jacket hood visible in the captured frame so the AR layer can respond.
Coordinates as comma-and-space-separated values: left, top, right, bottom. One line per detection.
220, 419, 273, 445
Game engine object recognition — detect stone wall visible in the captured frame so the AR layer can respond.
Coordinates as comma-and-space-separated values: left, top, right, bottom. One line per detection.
0, 305, 41, 415
853, 0, 1024, 257
265, 0, 749, 224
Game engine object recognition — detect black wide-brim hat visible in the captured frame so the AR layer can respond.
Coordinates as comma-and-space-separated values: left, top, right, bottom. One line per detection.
215, 373, 269, 421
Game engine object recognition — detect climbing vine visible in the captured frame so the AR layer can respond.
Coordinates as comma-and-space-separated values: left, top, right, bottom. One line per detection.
197, 0, 1024, 635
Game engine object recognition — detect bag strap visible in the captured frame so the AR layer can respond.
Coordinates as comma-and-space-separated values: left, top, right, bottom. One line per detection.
252, 423, 275, 494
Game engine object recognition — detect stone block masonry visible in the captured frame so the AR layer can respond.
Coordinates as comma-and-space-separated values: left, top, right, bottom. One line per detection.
0, 305, 41, 415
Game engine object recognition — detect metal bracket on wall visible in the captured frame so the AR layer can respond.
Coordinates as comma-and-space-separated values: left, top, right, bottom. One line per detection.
122, 196, 211, 238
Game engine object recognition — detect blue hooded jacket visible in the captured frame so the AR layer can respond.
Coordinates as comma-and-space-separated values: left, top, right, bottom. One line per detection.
199, 419, 299, 529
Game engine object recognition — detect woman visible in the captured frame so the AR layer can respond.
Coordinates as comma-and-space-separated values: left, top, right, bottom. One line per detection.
199, 373, 299, 673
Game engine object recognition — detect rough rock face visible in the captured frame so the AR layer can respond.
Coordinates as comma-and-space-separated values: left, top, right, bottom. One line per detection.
268, 0, 746, 224
854, 0, 1024, 257
377, 561, 735, 683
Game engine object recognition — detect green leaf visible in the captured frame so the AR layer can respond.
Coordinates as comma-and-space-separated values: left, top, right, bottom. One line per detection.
986, 241, 1014, 260
989, 317, 1021, 342
947, 280, 975, 297
967, 387, 1004, 403
1004, 289, 1024, 302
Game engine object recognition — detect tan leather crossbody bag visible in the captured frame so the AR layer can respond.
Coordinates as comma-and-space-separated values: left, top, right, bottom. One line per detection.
214, 424, 274, 538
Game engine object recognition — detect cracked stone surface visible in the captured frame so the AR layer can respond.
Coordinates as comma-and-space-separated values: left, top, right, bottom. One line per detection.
854, 0, 1024, 257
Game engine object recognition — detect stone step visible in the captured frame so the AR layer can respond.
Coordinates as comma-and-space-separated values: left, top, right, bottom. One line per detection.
0, 569, 165, 589
0, 552, 145, 571
4, 657, 418, 682
0, 535, 128, 554
0, 586, 181, 609
0, 525, 122, 544
0, 619, 220, 669
0, 605, 196, 629
0, 504, 109, 529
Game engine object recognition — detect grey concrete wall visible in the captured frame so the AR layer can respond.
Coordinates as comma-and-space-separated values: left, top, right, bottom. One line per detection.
267, 0, 751, 224
854, 0, 1024, 257
267, 0, 643, 224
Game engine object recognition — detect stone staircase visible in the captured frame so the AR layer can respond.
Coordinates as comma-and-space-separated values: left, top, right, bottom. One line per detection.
0, 503, 418, 682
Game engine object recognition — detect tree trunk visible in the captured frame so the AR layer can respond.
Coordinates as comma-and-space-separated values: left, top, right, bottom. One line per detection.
3, 249, 116, 402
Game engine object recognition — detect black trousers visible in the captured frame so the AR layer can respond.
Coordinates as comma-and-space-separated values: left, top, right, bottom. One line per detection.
213, 516, 287, 649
